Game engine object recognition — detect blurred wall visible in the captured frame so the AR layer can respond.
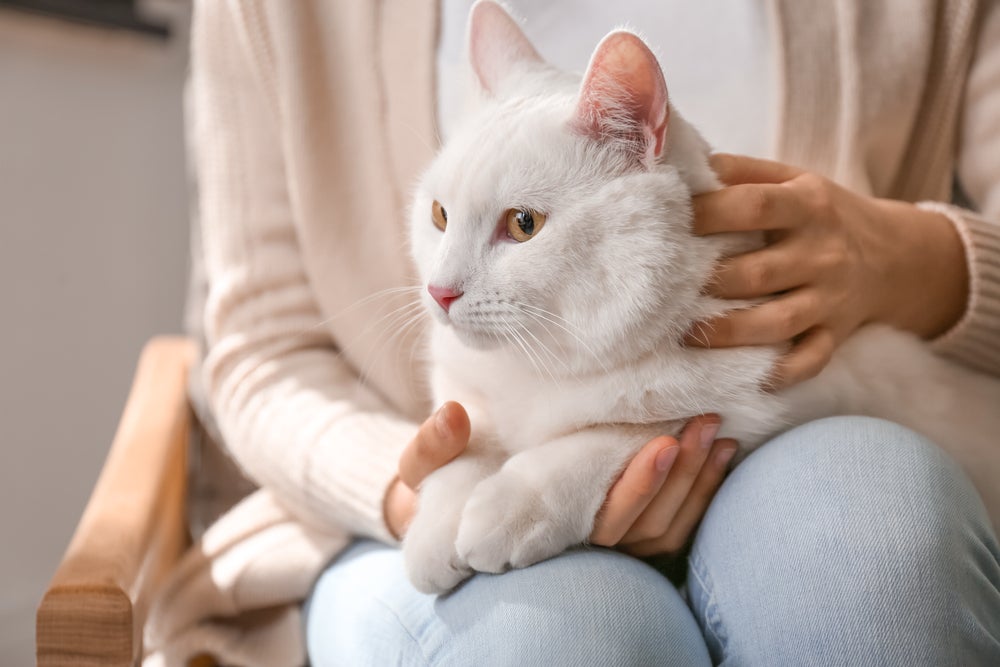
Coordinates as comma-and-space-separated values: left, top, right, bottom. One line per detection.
0, 4, 191, 662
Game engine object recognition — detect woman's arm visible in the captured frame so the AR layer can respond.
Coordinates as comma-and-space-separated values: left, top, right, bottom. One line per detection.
922, 1, 1000, 374
191, 1, 414, 542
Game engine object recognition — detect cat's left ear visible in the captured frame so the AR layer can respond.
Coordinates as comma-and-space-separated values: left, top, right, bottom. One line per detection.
468, 0, 544, 95
573, 31, 669, 167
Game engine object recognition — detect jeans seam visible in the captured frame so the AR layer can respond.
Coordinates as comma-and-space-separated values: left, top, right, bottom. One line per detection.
371, 595, 433, 667
689, 548, 728, 659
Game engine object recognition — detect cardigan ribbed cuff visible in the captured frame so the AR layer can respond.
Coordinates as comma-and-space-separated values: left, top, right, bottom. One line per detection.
307, 414, 418, 545
919, 201, 1000, 375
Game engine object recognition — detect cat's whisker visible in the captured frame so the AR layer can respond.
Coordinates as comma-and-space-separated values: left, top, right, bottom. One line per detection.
395, 308, 433, 388
509, 303, 570, 362
377, 302, 425, 356
517, 321, 562, 370
502, 320, 547, 381
326, 284, 422, 324
500, 320, 538, 377
304, 299, 422, 383
405, 315, 430, 393
396, 117, 439, 157
512, 319, 562, 385
512, 316, 574, 383
370, 300, 427, 351
355, 298, 426, 343
690, 321, 714, 349
511, 307, 577, 368
288, 284, 423, 343
351, 300, 427, 384
350, 311, 422, 380
514, 303, 610, 374
524, 324, 561, 384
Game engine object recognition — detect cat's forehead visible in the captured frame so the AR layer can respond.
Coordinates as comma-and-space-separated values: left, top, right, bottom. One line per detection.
428, 95, 599, 212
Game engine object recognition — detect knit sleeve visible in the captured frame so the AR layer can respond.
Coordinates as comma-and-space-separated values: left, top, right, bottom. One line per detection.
920, 2, 1000, 377
189, 0, 414, 543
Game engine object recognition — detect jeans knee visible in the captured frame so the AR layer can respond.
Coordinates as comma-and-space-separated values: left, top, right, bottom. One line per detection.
736, 415, 989, 540
690, 417, 1000, 664
307, 543, 713, 666
437, 548, 711, 666
711, 416, 991, 563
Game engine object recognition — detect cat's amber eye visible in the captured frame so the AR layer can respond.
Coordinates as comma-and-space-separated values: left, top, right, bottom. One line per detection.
505, 208, 546, 242
432, 200, 448, 231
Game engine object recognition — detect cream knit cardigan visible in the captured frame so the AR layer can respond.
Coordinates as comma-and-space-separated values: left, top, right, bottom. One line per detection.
145, 1, 1000, 665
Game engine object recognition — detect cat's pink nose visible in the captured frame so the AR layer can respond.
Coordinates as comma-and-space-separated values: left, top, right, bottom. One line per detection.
428, 284, 463, 313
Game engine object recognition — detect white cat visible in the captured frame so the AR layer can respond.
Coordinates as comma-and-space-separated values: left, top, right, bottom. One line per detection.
404, 0, 1000, 594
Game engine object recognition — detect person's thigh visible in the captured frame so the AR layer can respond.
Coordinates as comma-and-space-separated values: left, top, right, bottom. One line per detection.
305, 541, 711, 666
689, 415, 1000, 666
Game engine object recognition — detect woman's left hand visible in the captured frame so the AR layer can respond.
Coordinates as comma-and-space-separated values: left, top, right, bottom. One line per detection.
590, 416, 738, 557
686, 154, 969, 389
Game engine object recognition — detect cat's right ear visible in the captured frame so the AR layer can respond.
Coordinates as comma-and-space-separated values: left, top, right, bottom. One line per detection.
468, 0, 543, 95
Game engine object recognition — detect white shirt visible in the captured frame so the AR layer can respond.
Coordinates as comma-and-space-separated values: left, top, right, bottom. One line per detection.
437, 0, 772, 158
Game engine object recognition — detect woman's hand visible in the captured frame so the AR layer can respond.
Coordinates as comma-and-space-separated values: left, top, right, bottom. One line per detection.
386, 403, 736, 557
590, 416, 738, 557
686, 154, 969, 389
384, 401, 471, 540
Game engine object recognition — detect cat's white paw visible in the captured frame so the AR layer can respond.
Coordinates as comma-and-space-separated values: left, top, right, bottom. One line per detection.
405, 547, 472, 595
455, 472, 581, 574
403, 526, 472, 595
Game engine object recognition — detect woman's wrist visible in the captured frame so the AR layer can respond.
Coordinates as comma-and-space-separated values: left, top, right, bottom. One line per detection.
873, 200, 969, 339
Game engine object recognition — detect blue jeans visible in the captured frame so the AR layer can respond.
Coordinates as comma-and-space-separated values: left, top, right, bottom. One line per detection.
305, 417, 1000, 665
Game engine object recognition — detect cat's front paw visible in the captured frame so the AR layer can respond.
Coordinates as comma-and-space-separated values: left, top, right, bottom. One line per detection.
405, 548, 472, 595
403, 526, 473, 595
455, 472, 583, 574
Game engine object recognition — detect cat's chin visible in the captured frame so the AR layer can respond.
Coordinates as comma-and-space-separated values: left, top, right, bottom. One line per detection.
449, 325, 504, 351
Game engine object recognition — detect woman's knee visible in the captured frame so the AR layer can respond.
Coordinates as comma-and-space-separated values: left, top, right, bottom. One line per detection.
307, 542, 711, 666
436, 548, 710, 666
733, 416, 989, 534
703, 415, 996, 581
689, 416, 1000, 664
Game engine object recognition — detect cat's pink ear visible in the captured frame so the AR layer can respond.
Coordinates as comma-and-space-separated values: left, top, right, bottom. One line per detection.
468, 0, 543, 95
573, 31, 669, 166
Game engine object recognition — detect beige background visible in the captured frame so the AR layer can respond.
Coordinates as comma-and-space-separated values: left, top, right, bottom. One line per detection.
0, 3, 191, 662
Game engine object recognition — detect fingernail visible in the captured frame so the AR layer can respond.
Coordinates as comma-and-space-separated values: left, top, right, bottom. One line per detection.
435, 405, 452, 440
655, 446, 679, 472
716, 445, 738, 467
700, 422, 720, 449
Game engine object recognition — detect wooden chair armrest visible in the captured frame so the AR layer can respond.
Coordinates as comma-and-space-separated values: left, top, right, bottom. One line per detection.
37, 336, 197, 667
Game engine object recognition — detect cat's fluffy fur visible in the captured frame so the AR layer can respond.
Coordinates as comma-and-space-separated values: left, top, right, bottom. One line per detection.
404, 0, 1000, 594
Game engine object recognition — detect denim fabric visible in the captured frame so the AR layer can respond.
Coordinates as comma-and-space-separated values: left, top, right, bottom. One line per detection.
305, 416, 1000, 666
687, 416, 1000, 666
305, 543, 710, 666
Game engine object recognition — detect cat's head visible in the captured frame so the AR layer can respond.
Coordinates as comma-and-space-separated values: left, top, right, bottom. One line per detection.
410, 0, 720, 371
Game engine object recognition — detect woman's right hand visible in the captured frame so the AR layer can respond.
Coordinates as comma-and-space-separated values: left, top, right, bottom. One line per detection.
385, 401, 471, 539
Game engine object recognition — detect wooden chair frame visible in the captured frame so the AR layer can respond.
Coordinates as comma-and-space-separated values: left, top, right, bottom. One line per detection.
37, 337, 195, 666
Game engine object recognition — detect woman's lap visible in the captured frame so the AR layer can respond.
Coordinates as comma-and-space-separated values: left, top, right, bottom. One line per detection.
305, 541, 710, 666
306, 416, 1000, 666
